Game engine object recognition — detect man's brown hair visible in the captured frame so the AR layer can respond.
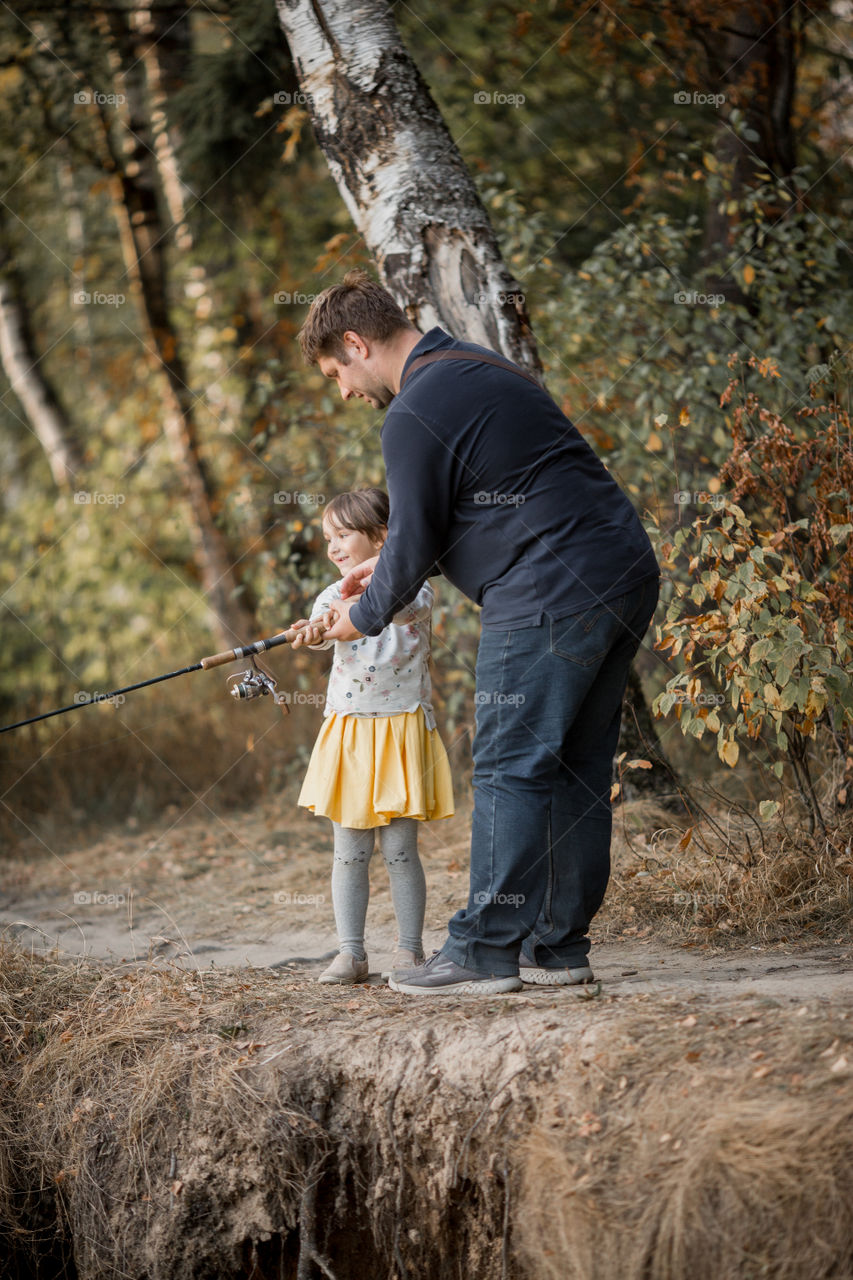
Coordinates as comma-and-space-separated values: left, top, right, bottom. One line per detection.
298, 269, 415, 365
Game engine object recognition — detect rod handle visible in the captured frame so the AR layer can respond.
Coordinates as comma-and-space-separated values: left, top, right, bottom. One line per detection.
199, 621, 328, 669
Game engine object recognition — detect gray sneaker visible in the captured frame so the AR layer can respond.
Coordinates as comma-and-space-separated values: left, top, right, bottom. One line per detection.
318, 952, 369, 984
389, 951, 522, 996
380, 948, 425, 981
519, 952, 594, 986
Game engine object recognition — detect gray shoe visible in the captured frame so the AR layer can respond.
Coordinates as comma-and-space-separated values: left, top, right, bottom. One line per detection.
381, 948, 425, 981
389, 951, 522, 996
519, 952, 594, 986
318, 952, 369, 984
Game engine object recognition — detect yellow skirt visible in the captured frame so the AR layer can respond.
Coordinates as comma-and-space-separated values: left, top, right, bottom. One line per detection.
298, 708, 455, 829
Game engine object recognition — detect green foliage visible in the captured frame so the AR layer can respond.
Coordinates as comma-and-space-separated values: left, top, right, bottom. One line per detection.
653, 501, 853, 768
534, 146, 853, 503
650, 350, 853, 830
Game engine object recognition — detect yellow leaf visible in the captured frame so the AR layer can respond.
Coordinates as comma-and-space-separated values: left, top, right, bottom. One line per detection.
647, 431, 663, 452
719, 739, 740, 767
678, 827, 693, 851
679, 407, 691, 426
626, 758, 653, 769
743, 264, 755, 285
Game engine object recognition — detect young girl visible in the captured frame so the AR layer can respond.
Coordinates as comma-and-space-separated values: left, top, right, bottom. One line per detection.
294, 487, 454, 984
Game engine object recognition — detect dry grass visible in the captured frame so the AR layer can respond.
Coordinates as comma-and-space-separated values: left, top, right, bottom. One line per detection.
601, 794, 853, 946
517, 999, 853, 1280
2, 942, 853, 1279
0, 680, 313, 852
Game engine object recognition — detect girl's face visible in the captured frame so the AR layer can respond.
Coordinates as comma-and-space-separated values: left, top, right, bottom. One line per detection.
323, 517, 386, 575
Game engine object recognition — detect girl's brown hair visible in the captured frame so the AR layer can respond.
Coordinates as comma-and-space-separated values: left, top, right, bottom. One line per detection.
323, 487, 389, 541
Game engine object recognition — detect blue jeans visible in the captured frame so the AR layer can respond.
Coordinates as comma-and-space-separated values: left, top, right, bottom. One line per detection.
442, 577, 659, 976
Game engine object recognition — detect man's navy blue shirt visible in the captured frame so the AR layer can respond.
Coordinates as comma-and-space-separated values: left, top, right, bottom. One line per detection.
349, 327, 659, 637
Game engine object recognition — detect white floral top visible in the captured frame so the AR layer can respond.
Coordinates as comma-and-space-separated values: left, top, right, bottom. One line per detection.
308, 580, 436, 729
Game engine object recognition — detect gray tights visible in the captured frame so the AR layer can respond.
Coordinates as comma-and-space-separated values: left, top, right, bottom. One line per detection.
331, 818, 425, 960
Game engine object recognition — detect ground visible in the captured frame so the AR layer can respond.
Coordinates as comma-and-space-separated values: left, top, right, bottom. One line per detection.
3, 787, 851, 998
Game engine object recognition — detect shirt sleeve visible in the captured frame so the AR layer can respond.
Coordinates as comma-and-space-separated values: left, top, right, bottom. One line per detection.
350, 410, 460, 636
304, 581, 340, 651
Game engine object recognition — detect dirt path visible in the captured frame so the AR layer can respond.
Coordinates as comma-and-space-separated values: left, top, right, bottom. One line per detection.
3, 793, 851, 1002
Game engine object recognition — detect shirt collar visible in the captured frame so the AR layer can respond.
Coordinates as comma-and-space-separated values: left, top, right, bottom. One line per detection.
396, 326, 452, 394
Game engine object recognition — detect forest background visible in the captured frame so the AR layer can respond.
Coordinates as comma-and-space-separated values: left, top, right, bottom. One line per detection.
1, 0, 851, 894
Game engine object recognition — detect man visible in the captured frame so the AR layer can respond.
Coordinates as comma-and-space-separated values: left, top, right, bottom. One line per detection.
297, 269, 659, 996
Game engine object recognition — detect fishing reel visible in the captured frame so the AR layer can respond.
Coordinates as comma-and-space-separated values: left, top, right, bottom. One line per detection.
227, 659, 288, 713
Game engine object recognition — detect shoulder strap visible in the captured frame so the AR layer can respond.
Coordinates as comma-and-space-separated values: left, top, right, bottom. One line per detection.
399, 348, 542, 390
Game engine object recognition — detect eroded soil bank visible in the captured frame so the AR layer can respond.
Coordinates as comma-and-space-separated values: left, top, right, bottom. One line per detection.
2, 945, 853, 1280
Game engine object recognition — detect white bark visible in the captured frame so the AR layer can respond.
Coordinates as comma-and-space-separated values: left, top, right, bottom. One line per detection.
275, 0, 542, 374
0, 273, 82, 489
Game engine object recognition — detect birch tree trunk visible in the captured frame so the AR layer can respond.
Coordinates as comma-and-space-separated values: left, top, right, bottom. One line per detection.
91, 10, 255, 646
0, 265, 82, 490
127, 4, 249, 440
275, 0, 542, 375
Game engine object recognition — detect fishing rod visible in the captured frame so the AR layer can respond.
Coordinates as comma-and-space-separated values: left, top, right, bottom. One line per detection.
0, 623, 326, 735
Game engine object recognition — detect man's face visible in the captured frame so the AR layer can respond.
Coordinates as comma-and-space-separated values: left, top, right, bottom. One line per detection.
318, 341, 393, 409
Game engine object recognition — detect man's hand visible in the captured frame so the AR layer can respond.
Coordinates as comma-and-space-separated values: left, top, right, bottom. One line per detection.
340, 554, 380, 599
289, 618, 327, 649
322, 597, 364, 642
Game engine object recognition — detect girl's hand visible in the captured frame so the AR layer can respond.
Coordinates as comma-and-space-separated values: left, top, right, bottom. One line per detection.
289, 618, 327, 649
339, 554, 380, 599
322, 598, 363, 642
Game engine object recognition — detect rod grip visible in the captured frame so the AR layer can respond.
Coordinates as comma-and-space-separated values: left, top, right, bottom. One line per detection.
200, 648, 245, 669
199, 621, 328, 669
